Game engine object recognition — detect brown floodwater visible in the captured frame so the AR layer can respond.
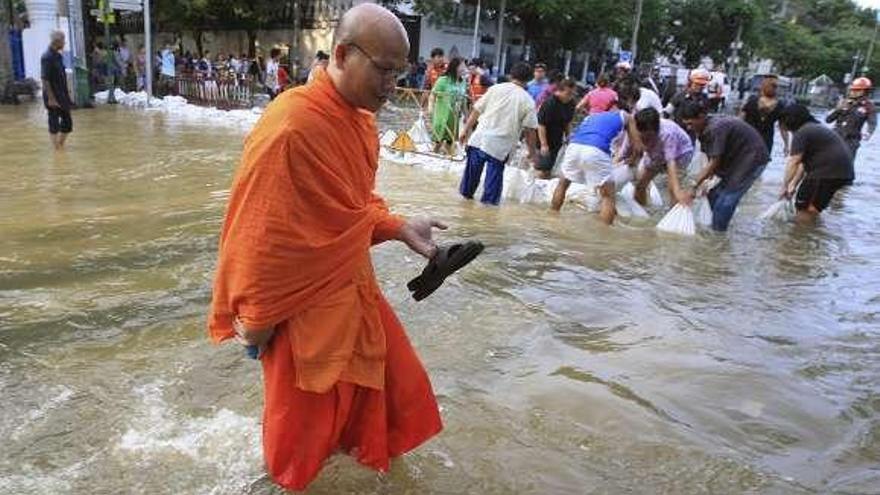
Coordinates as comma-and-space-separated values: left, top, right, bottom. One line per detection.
1, 102, 879, 494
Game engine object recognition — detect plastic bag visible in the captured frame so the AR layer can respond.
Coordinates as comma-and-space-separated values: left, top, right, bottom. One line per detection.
550, 144, 567, 177
693, 196, 713, 227
687, 152, 708, 179
408, 112, 432, 144
503, 168, 529, 200
648, 182, 664, 208
758, 199, 795, 221
657, 204, 696, 236
520, 178, 553, 204
617, 183, 650, 218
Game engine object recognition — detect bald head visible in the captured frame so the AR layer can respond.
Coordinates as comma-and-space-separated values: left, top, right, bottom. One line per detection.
327, 4, 410, 112
334, 3, 409, 52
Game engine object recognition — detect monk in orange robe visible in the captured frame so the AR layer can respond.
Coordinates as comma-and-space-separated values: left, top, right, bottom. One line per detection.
208, 4, 446, 491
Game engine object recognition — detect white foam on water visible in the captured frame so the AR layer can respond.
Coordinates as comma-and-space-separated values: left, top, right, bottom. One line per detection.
116, 380, 262, 493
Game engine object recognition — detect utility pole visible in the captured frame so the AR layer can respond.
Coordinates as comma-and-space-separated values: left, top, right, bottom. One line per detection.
863, 14, 879, 75
631, 0, 644, 63
471, 0, 481, 60
144, 0, 152, 98
729, 23, 743, 79
850, 49, 862, 84
493, 0, 505, 76
102, 0, 116, 103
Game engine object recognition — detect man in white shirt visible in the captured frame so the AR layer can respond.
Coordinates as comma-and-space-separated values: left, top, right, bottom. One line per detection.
264, 48, 281, 98
458, 62, 539, 205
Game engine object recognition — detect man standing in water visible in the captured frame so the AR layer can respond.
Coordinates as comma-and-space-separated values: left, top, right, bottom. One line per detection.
826, 77, 876, 158
458, 62, 539, 205
780, 104, 854, 223
681, 101, 770, 231
536, 78, 577, 179
41, 31, 72, 151
208, 4, 445, 490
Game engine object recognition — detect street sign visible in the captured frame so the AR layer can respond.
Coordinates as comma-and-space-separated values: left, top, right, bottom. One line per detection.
110, 0, 143, 12
619, 50, 633, 63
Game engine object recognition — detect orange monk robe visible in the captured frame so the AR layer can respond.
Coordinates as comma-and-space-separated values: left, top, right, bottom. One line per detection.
208, 69, 442, 491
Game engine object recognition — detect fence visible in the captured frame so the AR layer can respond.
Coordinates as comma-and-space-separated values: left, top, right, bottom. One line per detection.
172, 74, 265, 109
379, 86, 473, 159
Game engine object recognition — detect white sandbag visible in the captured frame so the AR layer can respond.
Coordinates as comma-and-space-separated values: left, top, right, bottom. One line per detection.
520, 178, 554, 204
408, 113, 432, 144
503, 168, 529, 200
379, 130, 396, 147
566, 183, 600, 211
687, 151, 708, 179
550, 144, 567, 177
694, 196, 713, 227
617, 183, 650, 218
657, 204, 696, 236
758, 199, 795, 221
648, 181, 664, 208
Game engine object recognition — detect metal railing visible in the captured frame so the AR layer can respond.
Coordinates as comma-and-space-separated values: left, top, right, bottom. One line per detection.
171, 74, 265, 109
378, 86, 472, 159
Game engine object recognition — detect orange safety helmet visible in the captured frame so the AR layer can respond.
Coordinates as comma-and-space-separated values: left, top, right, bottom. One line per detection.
851, 77, 873, 91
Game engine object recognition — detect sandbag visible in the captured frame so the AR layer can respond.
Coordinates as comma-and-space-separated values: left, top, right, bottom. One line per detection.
648, 182, 664, 208
408, 112, 432, 144
617, 183, 650, 218
550, 144, 567, 177
687, 151, 708, 179
502, 167, 529, 200
758, 199, 795, 222
520, 178, 554, 204
657, 204, 696, 236
693, 196, 713, 227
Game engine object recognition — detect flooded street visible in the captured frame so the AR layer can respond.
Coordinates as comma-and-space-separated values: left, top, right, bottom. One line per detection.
2, 102, 880, 494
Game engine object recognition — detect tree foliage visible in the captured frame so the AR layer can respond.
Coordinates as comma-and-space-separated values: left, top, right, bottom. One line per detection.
408, 0, 879, 82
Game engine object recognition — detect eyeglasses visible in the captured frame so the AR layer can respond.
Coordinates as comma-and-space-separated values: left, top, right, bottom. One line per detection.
347, 42, 408, 81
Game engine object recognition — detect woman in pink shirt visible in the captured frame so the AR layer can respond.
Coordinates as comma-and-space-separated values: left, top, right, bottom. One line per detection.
576, 73, 618, 115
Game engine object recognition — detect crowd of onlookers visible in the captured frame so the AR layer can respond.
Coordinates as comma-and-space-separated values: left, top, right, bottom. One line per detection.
89, 37, 332, 104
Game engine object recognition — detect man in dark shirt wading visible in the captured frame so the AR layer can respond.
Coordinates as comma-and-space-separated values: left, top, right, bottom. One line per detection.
41, 31, 73, 150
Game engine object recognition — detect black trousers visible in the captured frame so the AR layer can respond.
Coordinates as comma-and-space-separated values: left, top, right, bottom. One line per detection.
47, 108, 73, 134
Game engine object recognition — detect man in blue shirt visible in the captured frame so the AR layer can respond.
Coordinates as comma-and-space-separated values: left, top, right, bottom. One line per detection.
41, 31, 72, 150
526, 63, 548, 102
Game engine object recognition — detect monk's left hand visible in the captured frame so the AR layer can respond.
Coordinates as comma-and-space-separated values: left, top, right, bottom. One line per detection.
398, 217, 448, 258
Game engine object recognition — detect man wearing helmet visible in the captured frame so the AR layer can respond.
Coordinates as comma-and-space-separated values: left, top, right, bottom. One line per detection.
826, 77, 876, 157
665, 68, 711, 135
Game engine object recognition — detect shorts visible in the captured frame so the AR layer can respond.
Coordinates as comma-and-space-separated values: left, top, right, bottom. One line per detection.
47, 108, 73, 134
537, 145, 562, 172
560, 143, 613, 185
795, 177, 852, 212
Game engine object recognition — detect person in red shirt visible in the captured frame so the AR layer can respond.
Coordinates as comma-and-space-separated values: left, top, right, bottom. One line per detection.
423, 47, 446, 91
468, 58, 491, 103
277, 64, 290, 90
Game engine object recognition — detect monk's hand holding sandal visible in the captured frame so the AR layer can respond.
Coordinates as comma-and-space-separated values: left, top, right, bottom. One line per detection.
397, 217, 448, 259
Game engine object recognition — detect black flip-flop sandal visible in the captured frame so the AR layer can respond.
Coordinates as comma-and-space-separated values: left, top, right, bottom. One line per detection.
407, 241, 485, 301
